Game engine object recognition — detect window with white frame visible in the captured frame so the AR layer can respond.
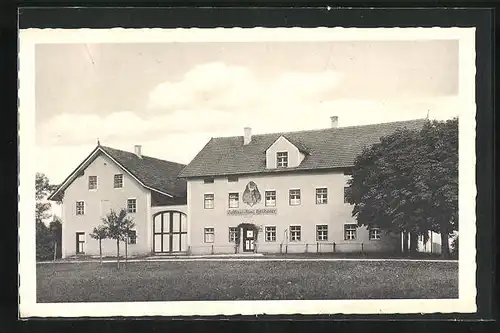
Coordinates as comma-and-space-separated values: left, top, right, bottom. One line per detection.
76, 201, 85, 215
344, 224, 357, 240
88, 176, 97, 190
228, 227, 238, 243
228, 193, 239, 208
369, 227, 381, 240
204, 227, 215, 243
127, 199, 137, 213
127, 230, 137, 244
316, 188, 328, 204
276, 151, 288, 168
290, 225, 301, 242
316, 225, 328, 241
114, 174, 123, 188
265, 190, 276, 206
265, 226, 276, 242
289, 189, 301, 206
204, 194, 214, 209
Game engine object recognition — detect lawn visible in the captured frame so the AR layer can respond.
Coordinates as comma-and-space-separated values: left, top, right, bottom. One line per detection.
36, 260, 458, 302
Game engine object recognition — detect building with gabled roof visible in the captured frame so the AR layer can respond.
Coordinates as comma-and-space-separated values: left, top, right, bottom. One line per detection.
49, 143, 188, 258
179, 117, 429, 255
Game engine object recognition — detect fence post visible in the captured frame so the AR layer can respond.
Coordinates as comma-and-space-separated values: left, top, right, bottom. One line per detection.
316, 242, 319, 253
211, 245, 214, 255
285, 245, 288, 254
361, 243, 364, 253
333, 242, 336, 253
234, 244, 237, 254
305, 243, 308, 253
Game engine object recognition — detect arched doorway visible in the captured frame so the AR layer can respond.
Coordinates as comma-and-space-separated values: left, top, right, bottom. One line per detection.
153, 211, 187, 253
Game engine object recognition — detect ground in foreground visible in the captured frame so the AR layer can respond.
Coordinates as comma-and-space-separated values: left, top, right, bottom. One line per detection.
37, 260, 458, 302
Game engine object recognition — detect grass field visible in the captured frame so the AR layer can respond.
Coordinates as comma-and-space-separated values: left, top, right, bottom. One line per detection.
36, 260, 458, 302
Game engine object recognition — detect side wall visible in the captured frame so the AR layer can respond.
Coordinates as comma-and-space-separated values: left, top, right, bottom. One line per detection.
62, 153, 150, 258
187, 171, 400, 255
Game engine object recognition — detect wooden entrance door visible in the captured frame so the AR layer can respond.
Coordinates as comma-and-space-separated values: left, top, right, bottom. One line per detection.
75, 232, 85, 254
153, 211, 187, 253
242, 228, 255, 252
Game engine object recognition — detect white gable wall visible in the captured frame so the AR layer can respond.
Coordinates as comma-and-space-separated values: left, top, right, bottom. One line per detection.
61, 153, 150, 258
266, 136, 305, 169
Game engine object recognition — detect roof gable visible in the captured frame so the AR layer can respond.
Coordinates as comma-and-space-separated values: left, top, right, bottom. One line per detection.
48, 145, 187, 201
265, 135, 309, 155
178, 119, 427, 178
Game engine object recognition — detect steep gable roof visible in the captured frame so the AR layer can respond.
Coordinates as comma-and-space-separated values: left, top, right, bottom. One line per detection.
265, 135, 310, 155
48, 145, 187, 201
178, 119, 426, 178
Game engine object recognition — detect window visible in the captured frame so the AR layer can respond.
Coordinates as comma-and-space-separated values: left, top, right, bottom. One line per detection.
204, 227, 215, 243
204, 177, 215, 184
289, 189, 301, 206
228, 193, 239, 208
344, 186, 350, 203
344, 224, 357, 240
277, 151, 288, 168
229, 227, 238, 243
204, 194, 214, 209
88, 176, 97, 190
290, 226, 301, 242
228, 175, 239, 182
316, 225, 328, 241
76, 232, 85, 254
265, 190, 276, 206
114, 174, 123, 188
128, 230, 137, 244
316, 188, 328, 204
265, 226, 276, 242
76, 201, 85, 215
369, 228, 381, 240
127, 199, 137, 213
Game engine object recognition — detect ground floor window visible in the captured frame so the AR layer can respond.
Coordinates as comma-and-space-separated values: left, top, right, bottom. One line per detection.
369, 227, 381, 240
228, 227, 238, 242
344, 224, 357, 240
290, 225, 301, 242
204, 227, 215, 243
316, 224, 328, 241
127, 230, 137, 244
265, 226, 276, 242
76, 232, 85, 254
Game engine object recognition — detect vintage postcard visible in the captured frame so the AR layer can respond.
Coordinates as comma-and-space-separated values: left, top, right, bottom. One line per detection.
19, 27, 477, 317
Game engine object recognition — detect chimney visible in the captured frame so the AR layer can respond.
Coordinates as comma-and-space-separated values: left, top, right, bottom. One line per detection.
244, 127, 252, 145
330, 116, 339, 128
134, 145, 142, 158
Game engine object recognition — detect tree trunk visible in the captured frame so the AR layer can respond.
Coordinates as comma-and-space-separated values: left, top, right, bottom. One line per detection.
125, 236, 128, 263
116, 239, 120, 270
99, 239, 102, 264
440, 231, 450, 258
409, 232, 418, 255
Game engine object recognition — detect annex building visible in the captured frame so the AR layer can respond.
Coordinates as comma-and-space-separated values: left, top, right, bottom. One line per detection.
49, 117, 441, 258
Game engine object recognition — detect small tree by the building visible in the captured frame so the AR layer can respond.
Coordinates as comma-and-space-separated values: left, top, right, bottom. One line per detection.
101, 208, 135, 269
90, 225, 108, 264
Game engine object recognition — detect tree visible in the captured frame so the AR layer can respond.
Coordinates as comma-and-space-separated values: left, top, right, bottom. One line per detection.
90, 225, 108, 264
35, 172, 60, 260
346, 118, 458, 257
36, 172, 57, 223
101, 209, 135, 269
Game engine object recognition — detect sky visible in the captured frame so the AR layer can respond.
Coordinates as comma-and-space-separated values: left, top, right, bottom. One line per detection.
35, 40, 459, 187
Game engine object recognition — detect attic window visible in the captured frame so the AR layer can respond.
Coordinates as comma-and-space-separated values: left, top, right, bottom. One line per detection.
204, 177, 215, 184
227, 175, 239, 182
277, 152, 288, 168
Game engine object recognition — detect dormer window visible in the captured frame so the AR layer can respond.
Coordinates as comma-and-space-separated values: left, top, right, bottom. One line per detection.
276, 152, 288, 168
204, 177, 215, 184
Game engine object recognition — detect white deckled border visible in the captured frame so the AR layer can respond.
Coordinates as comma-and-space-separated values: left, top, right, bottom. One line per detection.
19, 27, 477, 318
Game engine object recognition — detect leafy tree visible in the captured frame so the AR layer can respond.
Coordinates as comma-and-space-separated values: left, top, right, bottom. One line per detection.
346, 118, 458, 257
35, 172, 60, 260
36, 172, 57, 223
90, 225, 108, 264
101, 209, 135, 269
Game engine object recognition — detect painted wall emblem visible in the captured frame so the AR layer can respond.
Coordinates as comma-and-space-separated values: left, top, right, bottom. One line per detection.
242, 181, 262, 207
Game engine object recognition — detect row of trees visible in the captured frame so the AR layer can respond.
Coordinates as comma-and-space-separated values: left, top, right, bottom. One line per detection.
91, 208, 135, 269
36, 173, 62, 260
345, 118, 458, 258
